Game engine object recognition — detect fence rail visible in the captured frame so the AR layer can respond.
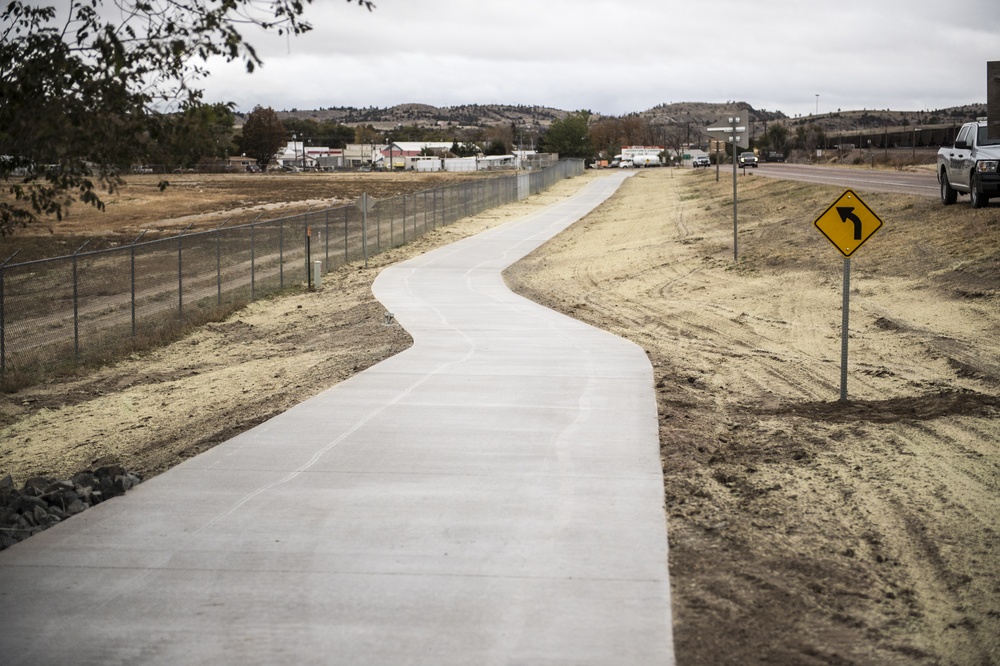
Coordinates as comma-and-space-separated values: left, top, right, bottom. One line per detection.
0, 160, 584, 376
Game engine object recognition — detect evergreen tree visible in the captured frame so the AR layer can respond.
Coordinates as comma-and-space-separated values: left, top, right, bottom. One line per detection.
539, 112, 595, 159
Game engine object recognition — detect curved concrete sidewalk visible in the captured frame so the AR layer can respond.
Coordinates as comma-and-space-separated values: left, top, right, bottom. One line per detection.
0, 172, 674, 665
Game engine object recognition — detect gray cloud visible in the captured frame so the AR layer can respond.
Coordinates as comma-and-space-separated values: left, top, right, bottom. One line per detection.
200, 0, 999, 117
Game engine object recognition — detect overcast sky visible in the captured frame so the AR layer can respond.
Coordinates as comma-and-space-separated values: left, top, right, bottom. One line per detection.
200, 0, 998, 119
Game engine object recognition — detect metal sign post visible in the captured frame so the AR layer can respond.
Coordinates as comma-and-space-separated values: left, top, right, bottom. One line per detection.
706, 116, 748, 262
813, 189, 884, 402
840, 257, 851, 402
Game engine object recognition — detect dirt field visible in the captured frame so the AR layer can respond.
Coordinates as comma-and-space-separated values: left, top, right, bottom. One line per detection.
2, 168, 998, 664
0, 170, 489, 262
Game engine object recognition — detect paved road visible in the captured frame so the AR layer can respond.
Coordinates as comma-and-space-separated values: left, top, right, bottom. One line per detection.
0, 172, 675, 665
754, 162, 939, 197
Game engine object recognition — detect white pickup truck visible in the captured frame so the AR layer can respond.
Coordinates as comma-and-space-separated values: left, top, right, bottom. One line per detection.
937, 119, 1000, 208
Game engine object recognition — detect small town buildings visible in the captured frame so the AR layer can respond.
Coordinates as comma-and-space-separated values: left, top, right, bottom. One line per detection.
275, 141, 344, 170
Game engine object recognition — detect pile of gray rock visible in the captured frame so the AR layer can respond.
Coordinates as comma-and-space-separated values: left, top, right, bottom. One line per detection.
0, 465, 142, 551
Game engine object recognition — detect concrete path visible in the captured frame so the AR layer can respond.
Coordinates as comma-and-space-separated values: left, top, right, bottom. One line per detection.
0, 172, 674, 665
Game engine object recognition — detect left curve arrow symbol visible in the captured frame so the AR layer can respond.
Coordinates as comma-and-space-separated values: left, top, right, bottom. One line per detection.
836, 207, 863, 240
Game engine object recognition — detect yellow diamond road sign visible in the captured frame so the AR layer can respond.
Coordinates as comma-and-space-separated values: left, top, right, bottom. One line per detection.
814, 189, 883, 257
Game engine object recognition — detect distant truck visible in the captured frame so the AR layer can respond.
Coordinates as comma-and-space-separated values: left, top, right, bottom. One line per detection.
620, 146, 663, 168
631, 154, 661, 167
938, 119, 1000, 208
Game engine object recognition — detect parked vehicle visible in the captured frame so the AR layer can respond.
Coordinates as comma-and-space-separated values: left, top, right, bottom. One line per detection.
692, 155, 711, 168
938, 120, 1000, 208
738, 152, 758, 168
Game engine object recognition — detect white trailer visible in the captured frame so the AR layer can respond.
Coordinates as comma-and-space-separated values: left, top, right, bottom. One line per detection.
631, 154, 661, 167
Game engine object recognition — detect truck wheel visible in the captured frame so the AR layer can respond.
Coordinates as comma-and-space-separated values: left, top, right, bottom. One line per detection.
940, 172, 957, 205
971, 177, 990, 208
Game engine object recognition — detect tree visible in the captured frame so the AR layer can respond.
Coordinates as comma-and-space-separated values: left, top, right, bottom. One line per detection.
759, 124, 790, 154
238, 107, 286, 170
317, 121, 355, 149
0, 0, 374, 235
482, 124, 513, 153
354, 125, 382, 145
539, 112, 594, 159
484, 140, 509, 156
148, 103, 238, 170
793, 123, 825, 153
450, 141, 479, 158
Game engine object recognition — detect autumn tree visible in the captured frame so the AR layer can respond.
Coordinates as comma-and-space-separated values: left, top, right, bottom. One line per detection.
0, 0, 374, 235
238, 106, 286, 170
354, 125, 382, 145
482, 124, 514, 152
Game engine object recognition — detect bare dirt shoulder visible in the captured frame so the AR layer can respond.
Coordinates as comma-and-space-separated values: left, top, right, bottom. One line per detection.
505, 169, 1000, 664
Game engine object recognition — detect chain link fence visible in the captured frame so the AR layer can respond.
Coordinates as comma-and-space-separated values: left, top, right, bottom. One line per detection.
1, 160, 584, 378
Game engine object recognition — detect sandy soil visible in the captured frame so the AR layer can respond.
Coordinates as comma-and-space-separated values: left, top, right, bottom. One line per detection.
2, 168, 998, 664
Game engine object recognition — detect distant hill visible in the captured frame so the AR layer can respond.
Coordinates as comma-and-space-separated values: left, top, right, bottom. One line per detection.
774, 103, 987, 136
274, 103, 570, 130
267, 101, 987, 138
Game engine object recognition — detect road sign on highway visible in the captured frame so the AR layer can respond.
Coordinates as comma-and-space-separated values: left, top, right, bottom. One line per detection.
706, 116, 749, 149
813, 189, 883, 257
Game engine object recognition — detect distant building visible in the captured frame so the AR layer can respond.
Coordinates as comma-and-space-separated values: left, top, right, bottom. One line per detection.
271, 142, 344, 170
344, 143, 387, 168
381, 142, 456, 170
227, 156, 259, 171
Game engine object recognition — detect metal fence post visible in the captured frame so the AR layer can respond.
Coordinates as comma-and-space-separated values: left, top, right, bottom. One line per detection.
324, 209, 330, 270
215, 219, 229, 307
130, 231, 146, 338
361, 193, 369, 268
71, 240, 91, 361
249, 212, 262, 300
0, 251, 20, 375
279, 217, 285, 290
177, 222, 193, 322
